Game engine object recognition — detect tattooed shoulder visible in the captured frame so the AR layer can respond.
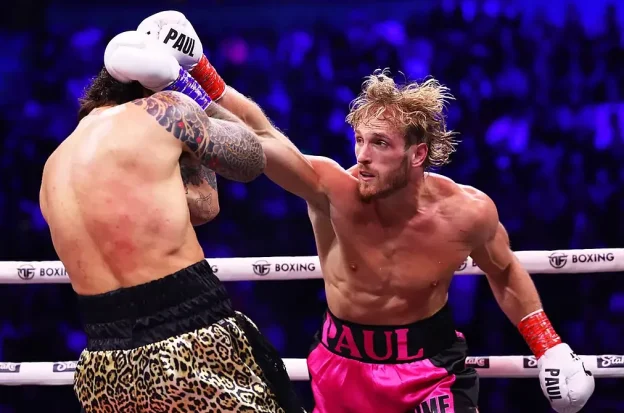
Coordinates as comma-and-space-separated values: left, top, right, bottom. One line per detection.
133, 90, 265, 183
132, 91, 208, 153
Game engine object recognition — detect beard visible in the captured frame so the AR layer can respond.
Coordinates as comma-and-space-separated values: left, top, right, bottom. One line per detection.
358, 156, 409, 202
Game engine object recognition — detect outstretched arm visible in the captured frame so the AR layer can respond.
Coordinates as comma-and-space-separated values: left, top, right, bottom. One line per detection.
216, 87, 327, 207
133, 90, 266, 182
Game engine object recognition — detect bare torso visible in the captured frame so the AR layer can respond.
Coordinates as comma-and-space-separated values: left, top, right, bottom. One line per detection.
40, 104, 208, 295
308, 160, 487, 325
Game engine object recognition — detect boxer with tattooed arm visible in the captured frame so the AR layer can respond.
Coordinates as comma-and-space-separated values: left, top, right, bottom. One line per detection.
40, 30, 304, 413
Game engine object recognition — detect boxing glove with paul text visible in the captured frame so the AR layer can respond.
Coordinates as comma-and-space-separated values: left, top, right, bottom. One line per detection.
104, 30, 211, 110
137, 11, 227, 101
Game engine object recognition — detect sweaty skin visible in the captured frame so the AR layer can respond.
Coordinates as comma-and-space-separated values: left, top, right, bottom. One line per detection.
40, 91, 265, 295
307, 159, 489, 324
216, 88, 541, 326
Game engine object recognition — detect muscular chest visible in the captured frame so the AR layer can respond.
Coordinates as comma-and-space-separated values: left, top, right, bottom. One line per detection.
329, 202, 470, 285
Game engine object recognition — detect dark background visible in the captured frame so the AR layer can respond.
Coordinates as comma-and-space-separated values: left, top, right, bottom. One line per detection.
0, 0, 623, 411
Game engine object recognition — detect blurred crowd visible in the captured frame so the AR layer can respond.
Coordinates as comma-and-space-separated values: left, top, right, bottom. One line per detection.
0, 0, 623, 411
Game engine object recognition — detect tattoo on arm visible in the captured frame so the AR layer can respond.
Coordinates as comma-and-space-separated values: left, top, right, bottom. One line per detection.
188, 189, 215, 223
134, 91, 266, 182
179, 153, 218, 193
204, 167, 218, 191
179, 152, 219, 222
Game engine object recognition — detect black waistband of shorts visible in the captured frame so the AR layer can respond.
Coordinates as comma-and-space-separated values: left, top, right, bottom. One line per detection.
77, 260, 234, 351
317, 302, 457, 363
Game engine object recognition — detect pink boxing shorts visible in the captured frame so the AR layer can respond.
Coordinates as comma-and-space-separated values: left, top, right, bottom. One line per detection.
307, 302, 479, 413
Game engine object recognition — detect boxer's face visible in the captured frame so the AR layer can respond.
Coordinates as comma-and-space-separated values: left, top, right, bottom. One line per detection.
354, 118, 411, 202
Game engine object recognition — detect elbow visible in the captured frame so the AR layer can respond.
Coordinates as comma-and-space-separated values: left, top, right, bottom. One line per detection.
255, 150, 267, 179
257, 148, 267, 175
484, 263, 512, 286
189, 202, 220, 227
238, 138, 266, 182
212, 130, 267, 182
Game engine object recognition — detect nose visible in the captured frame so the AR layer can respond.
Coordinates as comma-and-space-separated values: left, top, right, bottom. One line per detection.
356, 143, 372, 165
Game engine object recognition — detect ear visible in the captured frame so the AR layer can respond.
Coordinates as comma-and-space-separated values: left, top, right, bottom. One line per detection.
408, 143, 428, 168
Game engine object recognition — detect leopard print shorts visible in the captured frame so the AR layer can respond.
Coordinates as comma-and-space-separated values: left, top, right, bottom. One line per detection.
74, 313, 285, 413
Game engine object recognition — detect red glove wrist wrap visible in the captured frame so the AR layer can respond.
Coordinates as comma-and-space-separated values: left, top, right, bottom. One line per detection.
518, 310, 562, 359
190, 55, 226, 101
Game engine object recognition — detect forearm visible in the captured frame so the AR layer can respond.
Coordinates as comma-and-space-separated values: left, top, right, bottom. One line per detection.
219, 86, 308, 170
487, 259, 543, 326
189, 62, 319, 196
488, 259, 561, 357
188, 54, 270, 133
217, 86, 274, 134
190, 55, 293, 149
204, 100, 247, 126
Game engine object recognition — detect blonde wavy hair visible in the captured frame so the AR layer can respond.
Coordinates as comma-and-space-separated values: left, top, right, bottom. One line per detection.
346, 69, 458, 169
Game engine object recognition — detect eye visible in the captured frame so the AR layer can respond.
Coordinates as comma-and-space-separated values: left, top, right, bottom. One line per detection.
376, 140, 388, 147
355, 137, 363, 143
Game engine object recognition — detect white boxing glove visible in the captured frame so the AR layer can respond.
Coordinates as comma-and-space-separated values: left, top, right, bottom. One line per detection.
538, 343, 595, 412
104, 30, 180, 91
137, 11, 203, 70
104, 30, 212, 110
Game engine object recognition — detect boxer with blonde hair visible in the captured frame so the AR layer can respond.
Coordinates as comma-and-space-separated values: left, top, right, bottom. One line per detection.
140, 11, 595, 413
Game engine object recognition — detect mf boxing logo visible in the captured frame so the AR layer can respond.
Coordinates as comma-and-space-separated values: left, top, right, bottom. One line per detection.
162, 29, 196, 57
548, 252, 568, 269
465, 357, 490, 369
17, 264, 35, 280
18, 265, 71, 280
0, 363, 20, 373
252, 260, 271, 276
523, 356, 538, 368
597, 355, 624, 368
549, 252, 615, 269
52, 361, 77, 373
252, 260, 317, 276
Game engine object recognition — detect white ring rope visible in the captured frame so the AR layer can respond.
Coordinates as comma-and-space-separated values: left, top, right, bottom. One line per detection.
1, 355, 624, 385
4, 248, 624, 284
2, 248, 623, 386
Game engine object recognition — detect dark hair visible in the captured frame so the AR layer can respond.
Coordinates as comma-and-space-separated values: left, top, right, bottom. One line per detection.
77, 67, 146, 121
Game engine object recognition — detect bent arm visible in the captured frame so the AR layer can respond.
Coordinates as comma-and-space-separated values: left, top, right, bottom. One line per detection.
469, 199, 542, 326
216, 87, 327, 206
133, 91, 266, 182
179, 152, 219, 226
